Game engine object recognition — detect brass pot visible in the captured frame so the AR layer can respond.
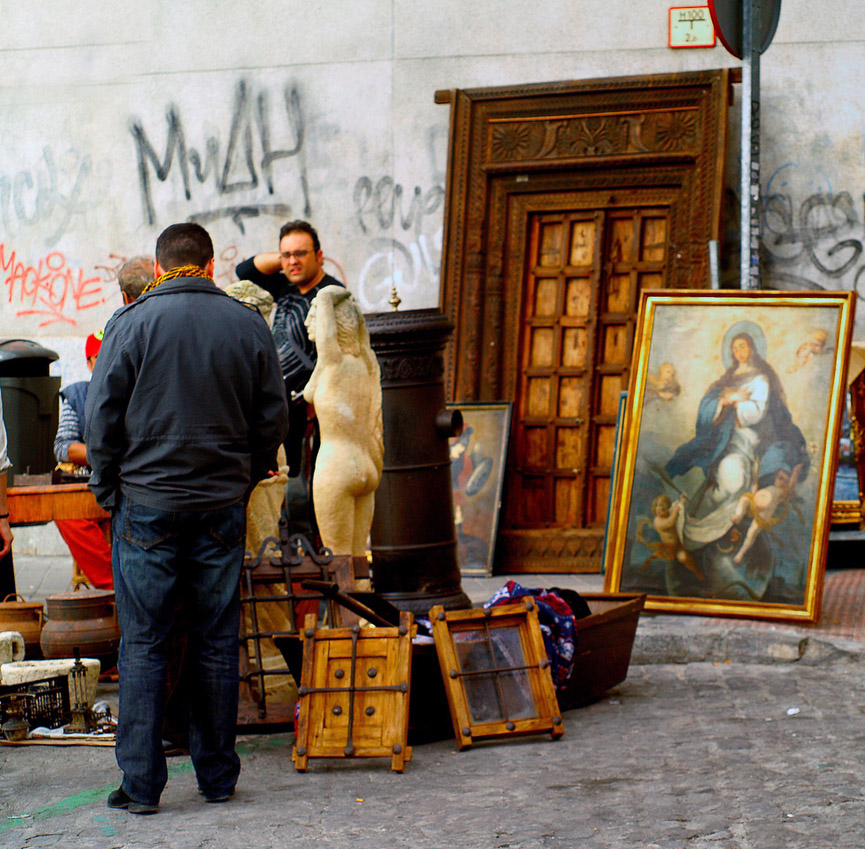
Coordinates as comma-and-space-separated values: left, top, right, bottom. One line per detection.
0, 594, 45, 658
40, 586, 120, 672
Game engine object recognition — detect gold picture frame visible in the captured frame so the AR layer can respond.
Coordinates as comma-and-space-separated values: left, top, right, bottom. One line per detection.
603, 289, 855, 623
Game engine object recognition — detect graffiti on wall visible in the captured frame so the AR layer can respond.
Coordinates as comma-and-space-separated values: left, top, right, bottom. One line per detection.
0, 147, 92, 249
762, 164, 865, 300
349, 125, 448, 309
353, 174, 445, 309
1, 243, 108, 327
129, 80, 309, 233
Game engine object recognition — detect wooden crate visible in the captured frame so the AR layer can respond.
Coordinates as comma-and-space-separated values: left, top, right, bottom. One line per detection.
557, 592, 645, 711
293, 612, 415, 772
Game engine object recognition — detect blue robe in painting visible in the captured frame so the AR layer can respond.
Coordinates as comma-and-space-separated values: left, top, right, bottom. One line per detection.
665, 369, 809, 489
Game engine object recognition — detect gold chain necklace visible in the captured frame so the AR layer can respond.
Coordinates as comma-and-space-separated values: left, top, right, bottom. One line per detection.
141, 265, 213, 295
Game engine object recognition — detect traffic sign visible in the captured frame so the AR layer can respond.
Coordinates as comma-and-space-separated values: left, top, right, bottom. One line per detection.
669, 7, 717, 48
708, 0, 781, 58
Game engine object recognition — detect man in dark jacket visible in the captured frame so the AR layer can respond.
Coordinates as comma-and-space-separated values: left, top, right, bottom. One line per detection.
86, 223, 288, 814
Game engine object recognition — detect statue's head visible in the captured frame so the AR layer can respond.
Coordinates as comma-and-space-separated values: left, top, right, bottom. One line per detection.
307, 285, 363, 356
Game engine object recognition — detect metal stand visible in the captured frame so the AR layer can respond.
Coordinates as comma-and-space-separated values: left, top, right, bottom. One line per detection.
740, 0, 762, 290
238, 525, 359, 727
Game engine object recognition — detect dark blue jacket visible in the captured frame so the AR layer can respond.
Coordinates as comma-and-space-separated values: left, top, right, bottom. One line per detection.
85, 276, 288, 511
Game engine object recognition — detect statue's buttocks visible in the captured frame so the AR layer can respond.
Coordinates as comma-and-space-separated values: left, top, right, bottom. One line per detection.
303, 286, 383, 556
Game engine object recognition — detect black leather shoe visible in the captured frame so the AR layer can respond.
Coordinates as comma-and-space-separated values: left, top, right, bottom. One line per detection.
198, 786, 235, 803
107, 786, 159, 815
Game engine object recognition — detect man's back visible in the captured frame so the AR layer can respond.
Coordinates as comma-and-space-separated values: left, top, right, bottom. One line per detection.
92, 222, 288, 815
85, 274, 288, 512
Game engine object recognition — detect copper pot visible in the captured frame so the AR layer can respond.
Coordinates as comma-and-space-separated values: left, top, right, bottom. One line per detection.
0, 594, 45, 658
40, 586, 120, 672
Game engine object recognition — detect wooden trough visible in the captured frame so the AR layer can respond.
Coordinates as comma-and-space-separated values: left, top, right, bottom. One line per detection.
556, 592, 646, 711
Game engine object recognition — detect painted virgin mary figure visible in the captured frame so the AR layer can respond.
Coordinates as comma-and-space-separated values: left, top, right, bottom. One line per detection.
662, 324, 810, 596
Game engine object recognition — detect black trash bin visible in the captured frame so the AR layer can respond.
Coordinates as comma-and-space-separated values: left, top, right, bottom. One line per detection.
0, 338, 61, 486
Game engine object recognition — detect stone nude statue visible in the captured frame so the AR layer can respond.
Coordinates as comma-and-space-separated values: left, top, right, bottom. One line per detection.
303, 285, 384, 556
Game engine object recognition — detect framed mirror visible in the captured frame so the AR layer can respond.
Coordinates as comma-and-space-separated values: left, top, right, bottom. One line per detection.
430, 600, 564, 750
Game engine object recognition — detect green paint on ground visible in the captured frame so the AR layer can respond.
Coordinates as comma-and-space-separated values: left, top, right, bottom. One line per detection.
0, 734, 292, 832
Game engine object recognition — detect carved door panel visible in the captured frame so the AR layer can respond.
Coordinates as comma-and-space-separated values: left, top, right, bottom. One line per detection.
438, 70, 734, 572
506, 204, 669, 547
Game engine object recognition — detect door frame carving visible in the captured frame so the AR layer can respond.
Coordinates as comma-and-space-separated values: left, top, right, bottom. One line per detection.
436, 70, 734, 571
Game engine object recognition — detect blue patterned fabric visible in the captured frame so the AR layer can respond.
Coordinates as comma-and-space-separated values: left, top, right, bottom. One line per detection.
484, 580, 577, 691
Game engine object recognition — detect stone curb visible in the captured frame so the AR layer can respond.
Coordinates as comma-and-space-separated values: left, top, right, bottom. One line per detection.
631, 614, 865, 666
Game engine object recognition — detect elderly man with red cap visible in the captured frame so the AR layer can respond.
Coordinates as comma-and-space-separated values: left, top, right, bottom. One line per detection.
53, 330, 113, 588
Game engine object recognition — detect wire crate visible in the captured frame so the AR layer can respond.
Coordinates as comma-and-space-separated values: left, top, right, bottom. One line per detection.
0, 675, 71, 730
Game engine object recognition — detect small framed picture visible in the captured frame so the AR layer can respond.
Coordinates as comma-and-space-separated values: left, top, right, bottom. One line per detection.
831, 357, 865, 525
604, 289, 855, 622
448, 402, 512, 576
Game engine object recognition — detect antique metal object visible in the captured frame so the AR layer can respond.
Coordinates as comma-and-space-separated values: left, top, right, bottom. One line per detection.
366, 309, 470, 615
64, 649, 97, 734
239, 529, 360, 725
0, 693, 34, 741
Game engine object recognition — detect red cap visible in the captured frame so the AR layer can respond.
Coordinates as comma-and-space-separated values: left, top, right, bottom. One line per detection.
85, 329, 104, 360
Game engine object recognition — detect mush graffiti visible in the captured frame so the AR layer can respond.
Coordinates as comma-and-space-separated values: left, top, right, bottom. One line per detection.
129, 80, 310, 233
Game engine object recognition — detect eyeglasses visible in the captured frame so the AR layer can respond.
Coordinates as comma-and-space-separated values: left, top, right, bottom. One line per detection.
280, 250, 311, 261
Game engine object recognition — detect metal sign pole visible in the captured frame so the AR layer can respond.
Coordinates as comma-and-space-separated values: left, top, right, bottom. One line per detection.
740, 0, 762, 289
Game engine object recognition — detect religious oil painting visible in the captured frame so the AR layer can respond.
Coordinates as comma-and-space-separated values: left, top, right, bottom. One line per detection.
604, 290, 855, 622
448, 403, 512, 577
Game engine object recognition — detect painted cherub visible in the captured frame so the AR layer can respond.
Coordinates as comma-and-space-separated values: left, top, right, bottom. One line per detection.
787, 329, 828, 373
638, 492, 704, 580
645, 362, 681, 402
730, 464, 804, 564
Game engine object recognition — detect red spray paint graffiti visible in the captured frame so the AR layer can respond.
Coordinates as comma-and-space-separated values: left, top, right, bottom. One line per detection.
0, 243, 108, 327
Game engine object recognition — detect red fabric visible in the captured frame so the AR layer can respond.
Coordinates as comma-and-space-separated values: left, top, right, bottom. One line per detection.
55, 518, 113, 589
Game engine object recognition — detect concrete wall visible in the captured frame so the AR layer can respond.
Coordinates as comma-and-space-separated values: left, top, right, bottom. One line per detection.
0, 0, 862, 388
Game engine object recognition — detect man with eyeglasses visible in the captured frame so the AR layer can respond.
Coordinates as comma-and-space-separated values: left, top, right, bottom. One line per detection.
236, 221, 344, 537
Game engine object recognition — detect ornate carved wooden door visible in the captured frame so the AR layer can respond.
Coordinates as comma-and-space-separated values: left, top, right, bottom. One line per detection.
508, 205, 668, 544
438, 70, 734, 571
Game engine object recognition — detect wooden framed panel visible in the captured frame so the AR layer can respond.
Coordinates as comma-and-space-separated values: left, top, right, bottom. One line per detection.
293, 612, 415, 772
430, 600, 564, 750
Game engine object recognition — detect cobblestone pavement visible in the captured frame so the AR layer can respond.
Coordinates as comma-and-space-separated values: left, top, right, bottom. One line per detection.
3, 657, 865, 849
6, 555, 865, 846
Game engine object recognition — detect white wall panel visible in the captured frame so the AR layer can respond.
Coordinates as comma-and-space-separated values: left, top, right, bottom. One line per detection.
0, 0, 863, 382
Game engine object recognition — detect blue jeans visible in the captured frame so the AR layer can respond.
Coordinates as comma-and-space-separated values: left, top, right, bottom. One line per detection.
112, 493, 245, 804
